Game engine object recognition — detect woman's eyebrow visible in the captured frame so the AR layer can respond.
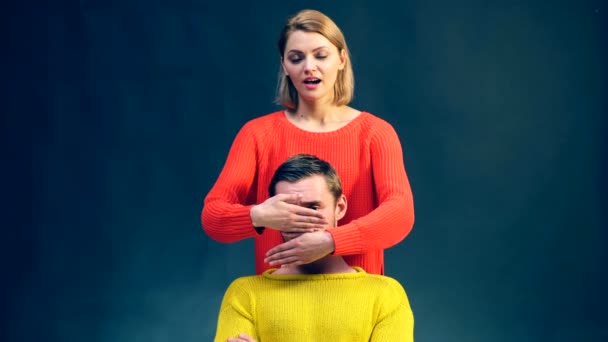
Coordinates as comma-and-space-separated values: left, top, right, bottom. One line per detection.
287, 46, 329, 54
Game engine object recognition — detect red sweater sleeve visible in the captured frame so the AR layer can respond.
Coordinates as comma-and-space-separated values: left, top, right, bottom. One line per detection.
329, 121, 415, 255
202, 122, 259, 242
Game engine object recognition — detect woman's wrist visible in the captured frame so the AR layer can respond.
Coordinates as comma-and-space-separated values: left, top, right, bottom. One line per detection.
250, 205, 265, 234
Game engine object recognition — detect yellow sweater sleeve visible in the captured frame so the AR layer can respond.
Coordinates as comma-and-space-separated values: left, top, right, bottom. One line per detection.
370, 278, 415, 341
214, 279, 258, 342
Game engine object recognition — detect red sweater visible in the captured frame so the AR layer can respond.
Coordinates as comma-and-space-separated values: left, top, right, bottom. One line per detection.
202, 111, 414, 274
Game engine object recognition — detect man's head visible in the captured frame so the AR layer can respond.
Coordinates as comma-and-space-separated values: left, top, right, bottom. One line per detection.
269, 154, 347, 229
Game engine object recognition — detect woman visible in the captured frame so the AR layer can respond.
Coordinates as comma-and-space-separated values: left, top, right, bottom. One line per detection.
202, 9, 414, 275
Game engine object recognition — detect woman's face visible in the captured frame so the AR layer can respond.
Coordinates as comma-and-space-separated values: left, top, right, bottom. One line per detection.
282, 30, 346, 106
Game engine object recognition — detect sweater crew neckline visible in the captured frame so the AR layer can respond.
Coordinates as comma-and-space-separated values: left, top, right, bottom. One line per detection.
277, 110, 369, 136
262, 267, 367, 281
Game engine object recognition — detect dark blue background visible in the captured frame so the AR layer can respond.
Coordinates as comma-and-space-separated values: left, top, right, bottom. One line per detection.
5, 0, 607, 341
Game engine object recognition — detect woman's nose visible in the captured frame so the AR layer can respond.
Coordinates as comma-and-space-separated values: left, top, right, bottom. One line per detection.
303, 58, 316, 72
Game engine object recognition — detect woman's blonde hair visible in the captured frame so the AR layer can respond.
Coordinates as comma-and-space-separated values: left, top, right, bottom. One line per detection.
275, 9, 354, 110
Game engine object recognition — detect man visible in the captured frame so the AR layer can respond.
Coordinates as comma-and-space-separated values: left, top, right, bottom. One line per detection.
214, 154, 414, 342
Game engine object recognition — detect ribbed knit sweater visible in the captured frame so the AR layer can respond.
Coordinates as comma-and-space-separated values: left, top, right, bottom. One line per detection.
214, 267, 414, 342
202, 111, 414, 274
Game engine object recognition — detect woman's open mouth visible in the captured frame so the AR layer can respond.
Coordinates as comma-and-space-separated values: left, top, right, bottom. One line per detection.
303, 78, 321, 89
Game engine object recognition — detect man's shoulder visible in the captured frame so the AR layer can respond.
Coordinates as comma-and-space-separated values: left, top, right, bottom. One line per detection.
362, 274, 407, 294
222, 275, 269, 302
362, 274, 412, 313
225, 275, 265, 291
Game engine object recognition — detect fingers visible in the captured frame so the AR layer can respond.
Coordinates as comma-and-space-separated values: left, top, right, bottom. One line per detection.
265, 240, 295, 257
264, 240, 299, 266
292, 205, 326, 220
239, 333, 256, 342
271, 256, 300, 267
276, 203, 327, 232
264, 245, 303, 267
280, 226, 320, 233
278, 192, 303, 204
291, 218, 326, 228
264, 250, 303, 267
278, 194, 327, 220
289, 206, 327, 230
262, 193, 327, 231
227, 333, 256, 342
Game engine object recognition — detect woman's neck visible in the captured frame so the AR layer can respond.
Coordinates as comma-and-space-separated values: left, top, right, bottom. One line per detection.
286, 102, 360, 133
293, 99, 343, 122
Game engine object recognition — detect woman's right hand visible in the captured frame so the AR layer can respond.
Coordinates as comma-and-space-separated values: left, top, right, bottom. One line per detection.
250, 193, 327, 232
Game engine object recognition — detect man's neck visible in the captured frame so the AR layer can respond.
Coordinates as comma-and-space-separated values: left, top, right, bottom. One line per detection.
274, 255, 356, 275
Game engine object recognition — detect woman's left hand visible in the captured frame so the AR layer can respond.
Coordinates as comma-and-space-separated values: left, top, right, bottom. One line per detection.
264, 231, 335, 267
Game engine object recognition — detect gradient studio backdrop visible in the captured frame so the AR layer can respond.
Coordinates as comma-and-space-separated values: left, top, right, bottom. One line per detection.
7, 0, 607, 341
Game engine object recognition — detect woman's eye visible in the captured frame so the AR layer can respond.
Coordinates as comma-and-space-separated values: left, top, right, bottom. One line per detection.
316, 55, 328, 60
289, 57, 302, 64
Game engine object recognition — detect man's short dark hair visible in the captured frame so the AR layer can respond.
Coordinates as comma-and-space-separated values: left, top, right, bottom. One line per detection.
268, 154, 342, 202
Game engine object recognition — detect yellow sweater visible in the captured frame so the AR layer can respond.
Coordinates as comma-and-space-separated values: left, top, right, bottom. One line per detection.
214, 267, 414, 342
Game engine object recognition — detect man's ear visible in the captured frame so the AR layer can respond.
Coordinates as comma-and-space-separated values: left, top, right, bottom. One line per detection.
334, 194, 347, 222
